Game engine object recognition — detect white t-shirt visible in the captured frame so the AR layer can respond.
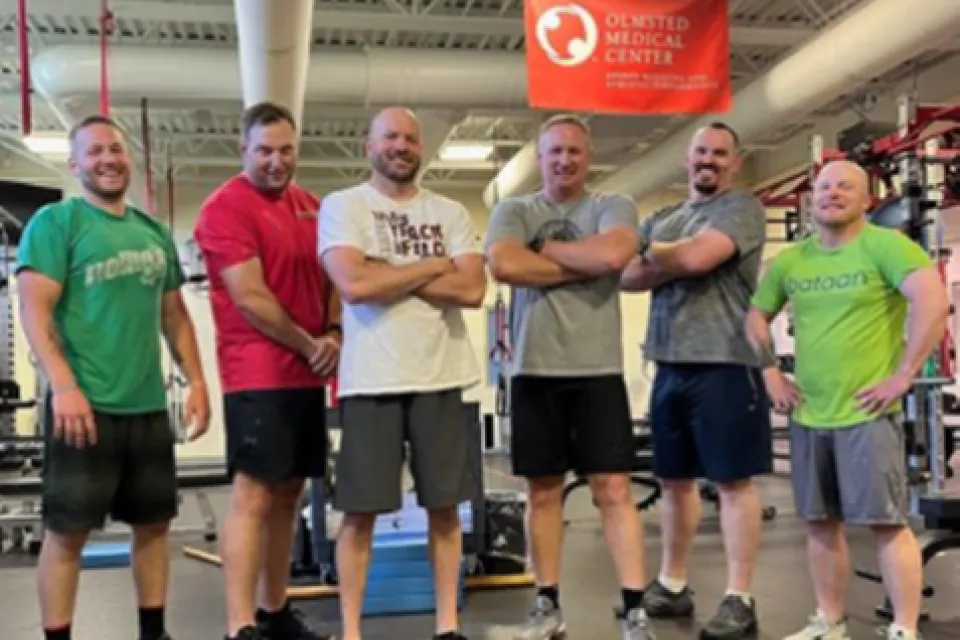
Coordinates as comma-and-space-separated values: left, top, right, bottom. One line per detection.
318, 182, 481, 397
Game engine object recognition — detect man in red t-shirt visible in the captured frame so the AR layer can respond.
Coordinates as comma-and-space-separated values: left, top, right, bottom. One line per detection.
193, 102, 339, 640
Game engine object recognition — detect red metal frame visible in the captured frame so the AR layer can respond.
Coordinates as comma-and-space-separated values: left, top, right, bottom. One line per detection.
755, 101, 960, 209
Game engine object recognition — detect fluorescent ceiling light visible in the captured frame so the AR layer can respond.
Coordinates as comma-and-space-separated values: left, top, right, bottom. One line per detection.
23, 132, 70, 157
439, 142, 494, 161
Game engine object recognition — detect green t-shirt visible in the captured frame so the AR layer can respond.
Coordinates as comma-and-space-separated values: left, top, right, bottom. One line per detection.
16, 197, 185, 414
751, 224, 932, 428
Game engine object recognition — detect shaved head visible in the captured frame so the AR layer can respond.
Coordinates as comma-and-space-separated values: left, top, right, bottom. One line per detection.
369, 106, 421, 138
812, 159, 873, 230
365, 106, 423, 187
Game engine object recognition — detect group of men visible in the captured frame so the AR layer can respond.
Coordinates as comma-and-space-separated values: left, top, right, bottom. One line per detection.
13, 98, 956, 640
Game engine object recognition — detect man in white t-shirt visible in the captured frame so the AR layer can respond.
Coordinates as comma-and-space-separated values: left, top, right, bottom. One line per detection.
317, 106, 485, 640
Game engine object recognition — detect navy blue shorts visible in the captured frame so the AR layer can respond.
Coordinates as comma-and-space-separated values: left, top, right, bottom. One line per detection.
650, 363, 772, 483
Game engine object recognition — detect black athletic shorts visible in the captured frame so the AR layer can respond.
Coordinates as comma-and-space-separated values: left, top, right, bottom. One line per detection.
42, 403, 178, 534
223, 387, 328, 483
510, 374, 636, 478
650, 363, 773, 483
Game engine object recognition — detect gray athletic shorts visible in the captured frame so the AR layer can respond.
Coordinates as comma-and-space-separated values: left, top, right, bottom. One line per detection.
789, 414, 909, 525
333, 388, 473, 515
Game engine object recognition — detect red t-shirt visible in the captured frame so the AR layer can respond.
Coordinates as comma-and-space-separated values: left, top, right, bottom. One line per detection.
194, 174, 333, 393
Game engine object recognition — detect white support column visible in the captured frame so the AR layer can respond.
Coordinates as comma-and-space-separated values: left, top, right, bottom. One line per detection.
233, 0, 315, 129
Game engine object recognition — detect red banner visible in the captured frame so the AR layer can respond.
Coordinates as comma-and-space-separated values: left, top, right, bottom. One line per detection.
524, 0, 732, 115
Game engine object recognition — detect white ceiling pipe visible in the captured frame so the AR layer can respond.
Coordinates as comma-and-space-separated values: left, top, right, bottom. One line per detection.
29, 45, 528, 110
233, 0, 314, 129
596, 0, 960, 203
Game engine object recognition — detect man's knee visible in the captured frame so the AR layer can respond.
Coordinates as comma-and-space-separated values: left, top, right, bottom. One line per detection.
661, 478, 697, 497
42, 529, 88, 559
340, 512, 376, 535
715, 478, 754, 496
870, 522, 915, 543
230, 472, 300, 518
527, 475, 565, 509
131, 521, 170, 542
588, 473, 633, 508
427, 505, 461, 535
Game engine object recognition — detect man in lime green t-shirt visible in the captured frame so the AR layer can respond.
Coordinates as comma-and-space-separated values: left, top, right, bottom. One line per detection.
15, 115, 210, 640
745, 160, 948, 640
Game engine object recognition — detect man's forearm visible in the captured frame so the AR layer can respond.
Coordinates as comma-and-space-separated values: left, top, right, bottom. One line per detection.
489, 246, 586, 287
340, 260, 440, 304
416, 270, 485, 308
645, 241, 700, 278
744, 309, 779, 370
163, 314, 206, 385
237, 289, 314, 355
620, 257, 675, 292
896, 297, 950, 379
19, 305, 76, 391
540, 236, 633, 277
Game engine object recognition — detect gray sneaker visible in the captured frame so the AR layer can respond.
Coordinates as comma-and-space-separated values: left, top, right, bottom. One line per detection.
784, 611, 850, 640
623, 607, 656, 640
513, 595, 566, 640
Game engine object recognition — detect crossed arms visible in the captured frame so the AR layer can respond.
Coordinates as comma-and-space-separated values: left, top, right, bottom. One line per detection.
487, 226, 638, 287
620, 229, 739, 292
321, 248, 486, 309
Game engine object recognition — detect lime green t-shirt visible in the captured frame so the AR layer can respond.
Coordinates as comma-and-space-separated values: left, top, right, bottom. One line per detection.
16, 197, 185, 414
751, 224, 932, 428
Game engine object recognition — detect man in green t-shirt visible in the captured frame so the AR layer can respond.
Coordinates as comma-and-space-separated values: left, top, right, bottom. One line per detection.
16, 115, 210, 640
746, 160, 949, 640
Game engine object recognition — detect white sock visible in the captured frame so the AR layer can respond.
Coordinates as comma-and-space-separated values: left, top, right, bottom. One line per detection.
887, 623, 916, 640
657, 574, 686, 594
725, 589, 753, 606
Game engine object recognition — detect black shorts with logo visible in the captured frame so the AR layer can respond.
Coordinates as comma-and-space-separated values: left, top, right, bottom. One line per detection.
223, 387, 328, 483
42, 404, 178, 534
650, 362, 773, 483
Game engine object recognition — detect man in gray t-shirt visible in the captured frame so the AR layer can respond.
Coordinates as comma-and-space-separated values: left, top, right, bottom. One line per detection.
485, 114, 655, 640
621, 122, 772, 640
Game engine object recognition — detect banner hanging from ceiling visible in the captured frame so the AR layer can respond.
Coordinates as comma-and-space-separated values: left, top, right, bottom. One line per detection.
524, 0, 732, 115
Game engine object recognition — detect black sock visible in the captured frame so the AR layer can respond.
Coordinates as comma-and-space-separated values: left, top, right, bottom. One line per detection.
138, 606, 165, 640
434, 632, 459, 640
622, 588, 645, 614
44, 625, 71, 640
537, 584, 560, 609
257, 601, 289, 622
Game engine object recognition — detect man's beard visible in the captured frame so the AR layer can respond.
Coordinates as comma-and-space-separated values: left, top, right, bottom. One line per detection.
692, 163, 720, 196
373, 152, 420, 184
81, 173, 129, 202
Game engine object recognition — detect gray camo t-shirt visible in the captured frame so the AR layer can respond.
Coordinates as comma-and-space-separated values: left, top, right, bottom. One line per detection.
485, 191, 638, 377
641, 189, 767, 366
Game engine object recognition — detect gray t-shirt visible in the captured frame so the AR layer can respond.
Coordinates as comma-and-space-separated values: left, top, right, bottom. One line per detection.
484, 191, 638, 377
642, 189, 767, 366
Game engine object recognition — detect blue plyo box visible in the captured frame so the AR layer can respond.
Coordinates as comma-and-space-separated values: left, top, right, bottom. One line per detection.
81, 541, 131, 569
362, 499, 468, 617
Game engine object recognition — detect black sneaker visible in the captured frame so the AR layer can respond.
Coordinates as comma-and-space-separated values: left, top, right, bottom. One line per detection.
700, 594, 758, 639
641, 579, 695, 618
226, 626, 263, 640
255, 605, 333, 640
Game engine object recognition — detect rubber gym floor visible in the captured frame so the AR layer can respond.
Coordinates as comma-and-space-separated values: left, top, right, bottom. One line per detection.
1, 458, 958, 640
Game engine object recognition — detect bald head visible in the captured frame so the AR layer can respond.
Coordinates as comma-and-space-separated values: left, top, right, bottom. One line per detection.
366, 106, 423, 185
812, 159, 873, 228
369, 106, 421, 138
